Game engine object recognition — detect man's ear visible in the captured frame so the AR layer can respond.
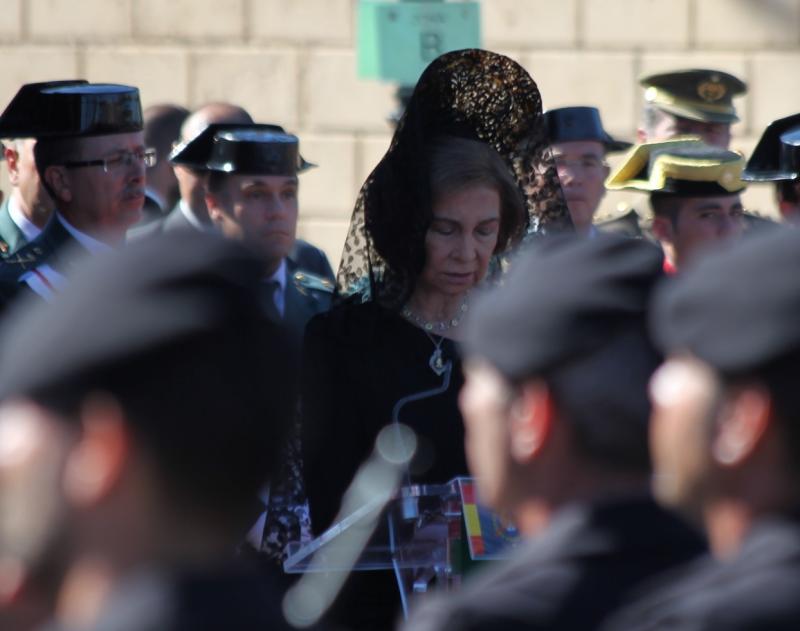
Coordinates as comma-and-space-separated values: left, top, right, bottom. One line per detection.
651, 215, 674, 244
636, 127, 647, 143
712, 384, 772, 467
63, 395, 130, 507
4, 146, 20, 184
509, 381, 555, 464
205, 192, 223, 223
43, 165, 72, 204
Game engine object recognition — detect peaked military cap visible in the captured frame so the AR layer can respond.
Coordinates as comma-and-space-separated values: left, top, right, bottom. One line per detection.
545, 106, 631, 153
0, 81, 142, 139
653, 227, 800, 375
605, 138, 746, 196
743, 113, 800, 182
640, 68, 746, 124
170, 122, 315, 175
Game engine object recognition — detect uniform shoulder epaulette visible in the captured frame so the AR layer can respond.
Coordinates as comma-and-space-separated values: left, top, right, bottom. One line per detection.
292, 269, 335, 294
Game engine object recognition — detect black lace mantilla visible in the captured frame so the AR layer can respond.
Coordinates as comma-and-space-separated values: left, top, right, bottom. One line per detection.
336, 48, 572, 308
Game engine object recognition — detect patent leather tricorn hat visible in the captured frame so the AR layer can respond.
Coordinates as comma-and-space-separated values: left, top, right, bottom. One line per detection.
169, 122, 315, 175
0, 81, 143, 139
743, 113, 800, 182
545, 106, 631, 153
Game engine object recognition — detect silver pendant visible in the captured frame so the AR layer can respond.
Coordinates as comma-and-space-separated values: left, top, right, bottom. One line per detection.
429, 347, 445, 376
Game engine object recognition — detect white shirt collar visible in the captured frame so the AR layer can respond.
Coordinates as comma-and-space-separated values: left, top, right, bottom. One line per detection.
56, 213, 113, 254
7, 195, 42, 242
179, 199, 212, 232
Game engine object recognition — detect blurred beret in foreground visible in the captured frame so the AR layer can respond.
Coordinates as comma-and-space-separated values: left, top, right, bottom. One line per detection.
652, 227, 800, 375
465, 234, 664, 382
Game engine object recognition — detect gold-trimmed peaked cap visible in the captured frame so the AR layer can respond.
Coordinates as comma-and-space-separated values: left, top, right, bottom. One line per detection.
605, 138, 746, 196
640, 68, 746, 124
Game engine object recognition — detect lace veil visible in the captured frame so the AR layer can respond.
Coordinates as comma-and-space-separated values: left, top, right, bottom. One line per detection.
336, 49, 572, 308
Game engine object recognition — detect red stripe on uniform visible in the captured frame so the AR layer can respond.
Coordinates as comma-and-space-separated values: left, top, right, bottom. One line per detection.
32, 268, 55, 292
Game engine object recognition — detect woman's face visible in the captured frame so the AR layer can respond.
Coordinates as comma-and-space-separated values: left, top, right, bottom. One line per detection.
419, 185, 501, 296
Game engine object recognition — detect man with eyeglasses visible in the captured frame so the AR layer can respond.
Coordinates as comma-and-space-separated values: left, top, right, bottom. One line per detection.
606, 138, 746, 273
0, 81, 148, 305
545, 107, 630, 237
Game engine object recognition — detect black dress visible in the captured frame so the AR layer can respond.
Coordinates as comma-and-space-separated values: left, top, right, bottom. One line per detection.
301, 299, 468, 535
300, 300, 469, 630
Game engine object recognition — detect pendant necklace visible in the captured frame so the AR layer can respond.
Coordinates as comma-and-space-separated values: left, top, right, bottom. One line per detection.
424, 331, 447, 376
401, 297, 468, 376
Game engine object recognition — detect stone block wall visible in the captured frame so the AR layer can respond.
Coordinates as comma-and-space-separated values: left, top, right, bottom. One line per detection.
0, 0, 796, 266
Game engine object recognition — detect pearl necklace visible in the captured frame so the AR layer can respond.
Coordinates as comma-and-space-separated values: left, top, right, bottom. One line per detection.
401, 298, 469, 333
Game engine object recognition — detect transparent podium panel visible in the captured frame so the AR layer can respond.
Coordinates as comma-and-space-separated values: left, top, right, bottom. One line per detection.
281, 478, 522, 624
284, 480, 462, 576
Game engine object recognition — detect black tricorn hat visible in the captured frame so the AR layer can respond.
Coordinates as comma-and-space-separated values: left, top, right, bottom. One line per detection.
0, 80, 88, 139
0, 81, 142, 139
169, 123, 315, 175
743, 113, 800, 182
545, 106, 631, 153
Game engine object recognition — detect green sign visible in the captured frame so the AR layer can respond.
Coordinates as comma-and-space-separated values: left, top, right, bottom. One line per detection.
357, 0, 481, 86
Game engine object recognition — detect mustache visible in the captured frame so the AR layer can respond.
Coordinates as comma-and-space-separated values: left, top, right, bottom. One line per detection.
121, 187, 145, 199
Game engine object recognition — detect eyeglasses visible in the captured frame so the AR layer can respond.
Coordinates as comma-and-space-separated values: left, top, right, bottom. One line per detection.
61, 148, 157, 173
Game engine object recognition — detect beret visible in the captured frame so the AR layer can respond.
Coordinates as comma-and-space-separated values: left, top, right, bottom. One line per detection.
465, 234, 664, 381
0, 231, 274, 402
652, 226, 800, 374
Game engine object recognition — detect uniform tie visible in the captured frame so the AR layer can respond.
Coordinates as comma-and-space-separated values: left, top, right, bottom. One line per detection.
261, 279, 281, 322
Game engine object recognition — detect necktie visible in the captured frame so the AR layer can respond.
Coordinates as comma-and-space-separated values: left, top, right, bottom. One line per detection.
262, 280, 281, 322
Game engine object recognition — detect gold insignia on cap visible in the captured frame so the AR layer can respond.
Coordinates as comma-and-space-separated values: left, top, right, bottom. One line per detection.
697, 76, 726, 103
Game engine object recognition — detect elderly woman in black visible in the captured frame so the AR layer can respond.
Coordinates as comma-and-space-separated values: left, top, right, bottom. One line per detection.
300, 49, 570, 628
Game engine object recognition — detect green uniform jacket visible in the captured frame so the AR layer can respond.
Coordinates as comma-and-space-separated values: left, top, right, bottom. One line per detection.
0, 198, 31, 257
0, 214, 81, 311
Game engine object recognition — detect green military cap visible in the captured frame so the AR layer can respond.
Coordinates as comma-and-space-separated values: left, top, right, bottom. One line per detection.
605, 138, 746, 196
640, 68, 747, 124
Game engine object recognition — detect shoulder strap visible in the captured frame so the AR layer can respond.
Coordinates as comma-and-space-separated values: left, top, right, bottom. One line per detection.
292, 268, 335, 294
